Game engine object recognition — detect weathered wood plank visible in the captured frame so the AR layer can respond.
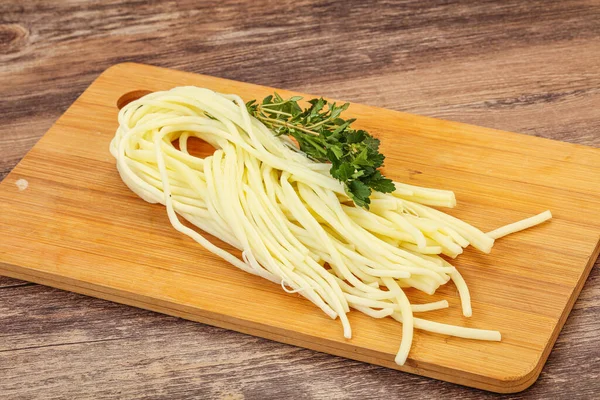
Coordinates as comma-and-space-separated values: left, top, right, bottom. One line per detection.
0, 276, 33, 289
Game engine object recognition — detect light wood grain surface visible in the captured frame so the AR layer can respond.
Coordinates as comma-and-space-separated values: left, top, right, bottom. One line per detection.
1, 1, 599, 399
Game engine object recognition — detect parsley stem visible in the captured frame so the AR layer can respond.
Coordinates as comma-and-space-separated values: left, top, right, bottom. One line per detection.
306, 118, 331, 130
303, 136, 328, 155
262, 101, 287, 107
259, 107, 293, 117
256, 116, 319, 136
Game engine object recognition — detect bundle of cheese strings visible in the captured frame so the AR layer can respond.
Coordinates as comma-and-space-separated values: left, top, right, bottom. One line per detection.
110, 86, 552, 365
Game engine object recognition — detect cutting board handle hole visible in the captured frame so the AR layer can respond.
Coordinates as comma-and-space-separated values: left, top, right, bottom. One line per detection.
173, 136, 217, 159
117, 90, 153, 110
117, 90, 216, 158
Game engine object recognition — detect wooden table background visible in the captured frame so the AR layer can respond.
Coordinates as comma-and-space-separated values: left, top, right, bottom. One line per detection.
1, 1, 599, 398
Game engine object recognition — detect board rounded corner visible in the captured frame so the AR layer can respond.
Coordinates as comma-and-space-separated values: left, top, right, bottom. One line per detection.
491, 359, 544, 393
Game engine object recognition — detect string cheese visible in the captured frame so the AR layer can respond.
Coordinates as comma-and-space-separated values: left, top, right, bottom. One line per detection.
110, 86, 551, 365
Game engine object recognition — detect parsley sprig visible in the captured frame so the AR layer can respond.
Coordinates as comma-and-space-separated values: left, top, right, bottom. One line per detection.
246, 93, 395, 208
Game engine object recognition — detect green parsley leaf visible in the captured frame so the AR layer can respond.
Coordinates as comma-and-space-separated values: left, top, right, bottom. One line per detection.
331, 162, 356, 181
346, 180, 372, 208
367, 176, 396, 193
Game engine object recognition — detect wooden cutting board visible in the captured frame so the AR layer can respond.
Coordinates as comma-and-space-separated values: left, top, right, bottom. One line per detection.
1, 63, 599, 393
